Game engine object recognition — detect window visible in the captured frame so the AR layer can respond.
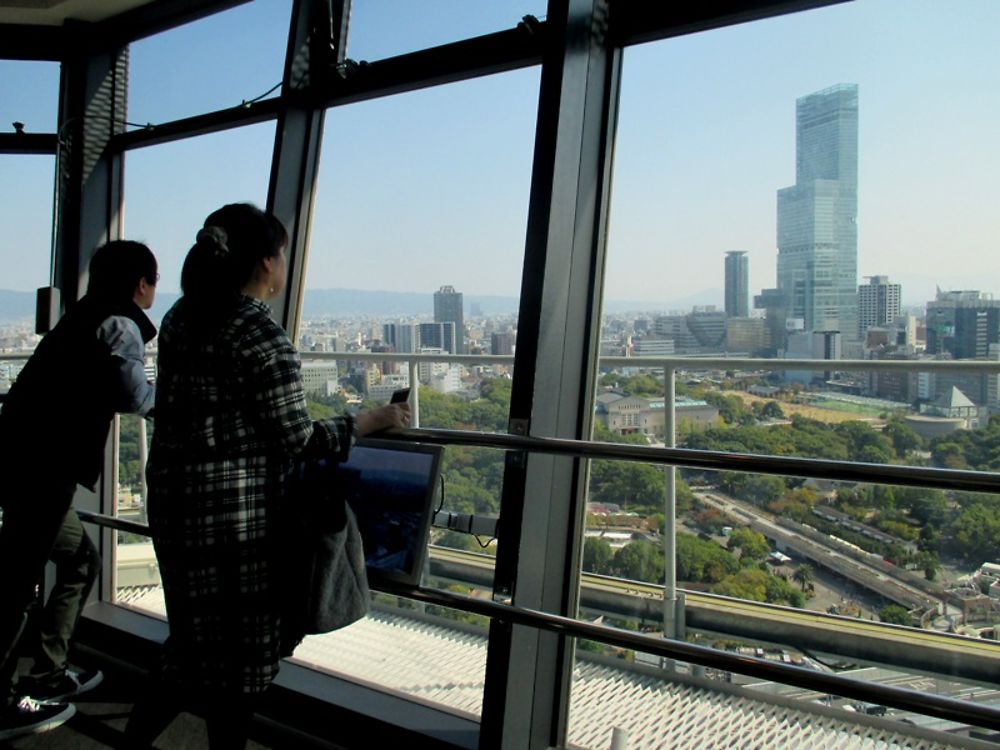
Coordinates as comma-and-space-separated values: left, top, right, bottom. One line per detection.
572, 1, 1000, 745
114, 123, 275, 617
0, 60, 59, 134
127, 0, 291, 126
346, 0, 547, 61
296, 67, 539, 716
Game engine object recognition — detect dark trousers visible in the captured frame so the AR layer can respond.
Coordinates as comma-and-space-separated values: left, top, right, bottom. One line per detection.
24, 509, 102, 682
0, 477, 94, 706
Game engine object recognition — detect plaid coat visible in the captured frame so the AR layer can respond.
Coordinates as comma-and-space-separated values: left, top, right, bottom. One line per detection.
147, 296, 353, 694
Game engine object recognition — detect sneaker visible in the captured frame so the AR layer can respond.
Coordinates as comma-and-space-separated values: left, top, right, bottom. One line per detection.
0, 696, 76, 740
22, 669, 104, 702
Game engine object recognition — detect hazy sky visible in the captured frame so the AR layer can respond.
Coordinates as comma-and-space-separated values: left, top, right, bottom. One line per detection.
2, 0, 998, 310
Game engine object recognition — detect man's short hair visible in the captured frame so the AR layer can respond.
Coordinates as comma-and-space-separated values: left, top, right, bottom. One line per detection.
87, 240, 158, 303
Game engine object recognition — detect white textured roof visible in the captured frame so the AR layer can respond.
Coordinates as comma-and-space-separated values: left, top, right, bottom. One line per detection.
116, 587, 991, 749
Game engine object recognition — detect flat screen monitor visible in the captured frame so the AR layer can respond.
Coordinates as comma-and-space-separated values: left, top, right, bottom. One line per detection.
334, 438, 443, 586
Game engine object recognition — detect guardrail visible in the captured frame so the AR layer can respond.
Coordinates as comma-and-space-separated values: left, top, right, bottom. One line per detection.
19, 348, 1000, 731
78, 499, 1000, 733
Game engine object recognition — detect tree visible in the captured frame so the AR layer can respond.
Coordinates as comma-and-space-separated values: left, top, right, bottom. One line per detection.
948, 504, 1000, 562
589, 460, 665, 509
760, 401, 785, 420
712, 568, 769, 602
792, 564, 814, 592
879, 604, 911, 626
676, 532, 739, 583
885, 419, 924, 457
583, 537, 614, 575
727, 528, 770, 562
612, 541, 664, 583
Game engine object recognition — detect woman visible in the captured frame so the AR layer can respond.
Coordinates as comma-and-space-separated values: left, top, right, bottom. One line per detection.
128, 204, 407, 748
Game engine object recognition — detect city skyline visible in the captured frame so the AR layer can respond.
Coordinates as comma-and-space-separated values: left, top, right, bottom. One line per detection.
2, 1, 999, 307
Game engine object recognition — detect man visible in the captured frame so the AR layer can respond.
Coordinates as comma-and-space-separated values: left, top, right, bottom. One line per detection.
0, 240, 158, 740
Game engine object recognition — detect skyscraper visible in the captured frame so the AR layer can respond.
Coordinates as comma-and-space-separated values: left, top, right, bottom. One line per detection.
434, 285, 465, 354
857, 275, 901, 336
777, 84, 859, 340
724, 251, 749, 318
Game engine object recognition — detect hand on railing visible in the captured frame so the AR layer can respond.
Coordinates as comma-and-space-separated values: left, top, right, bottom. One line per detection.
356, 402, 411, 436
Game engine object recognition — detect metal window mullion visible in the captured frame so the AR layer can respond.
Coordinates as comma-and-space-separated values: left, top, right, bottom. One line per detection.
480, 2, 619, 749
267, 0, 342, 335
53, 36, 129, 604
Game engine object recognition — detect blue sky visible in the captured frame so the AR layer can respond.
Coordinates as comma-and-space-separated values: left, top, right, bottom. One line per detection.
1, 0, 998, 310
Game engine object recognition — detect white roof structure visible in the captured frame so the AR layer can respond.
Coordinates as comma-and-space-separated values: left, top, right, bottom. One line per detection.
117, 587, 993, 749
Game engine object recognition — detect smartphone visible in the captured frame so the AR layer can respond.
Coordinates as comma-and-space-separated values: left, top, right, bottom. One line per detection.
390, 387, 411, 404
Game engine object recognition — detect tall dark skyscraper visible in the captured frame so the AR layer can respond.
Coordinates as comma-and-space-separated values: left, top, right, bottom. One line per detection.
777, 84, 859, 339
433, 285, 465, 354
724, 251, 749, 318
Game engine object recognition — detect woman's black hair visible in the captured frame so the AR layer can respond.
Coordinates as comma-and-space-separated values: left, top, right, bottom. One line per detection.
87, 240, 158, 304
180, 203, 288, 304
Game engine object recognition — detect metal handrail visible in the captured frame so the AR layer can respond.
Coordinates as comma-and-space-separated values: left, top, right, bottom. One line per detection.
385, 426, 1000, 493
82, 507, 1000, 731
392, 583, 1000, 733
5, 348, 1000, 372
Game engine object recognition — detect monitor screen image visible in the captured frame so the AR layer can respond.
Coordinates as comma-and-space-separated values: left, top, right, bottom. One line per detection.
332, 439, 443, 586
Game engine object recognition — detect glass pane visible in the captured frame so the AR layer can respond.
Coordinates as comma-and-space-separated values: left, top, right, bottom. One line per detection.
114, 123, 274, 613
575, 0, 1000, 744
0, 154, 54, 391
127, 0, 290, 126
121, 122, 275, 325
0, 60, 60, 134
346, 0, 548, 61
295, 68, 537, 711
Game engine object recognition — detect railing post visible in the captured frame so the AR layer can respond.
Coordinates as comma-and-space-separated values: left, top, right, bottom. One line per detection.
408, 359, 420, 428
137, 416, 148, 524
662, 365, 684, 641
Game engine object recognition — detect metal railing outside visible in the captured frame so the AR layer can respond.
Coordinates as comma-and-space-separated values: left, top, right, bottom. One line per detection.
78, 419, 1000, 733
12, 348, 1000, 730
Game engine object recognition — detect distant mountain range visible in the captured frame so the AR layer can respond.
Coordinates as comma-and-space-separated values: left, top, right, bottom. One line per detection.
0, 286, 725, 323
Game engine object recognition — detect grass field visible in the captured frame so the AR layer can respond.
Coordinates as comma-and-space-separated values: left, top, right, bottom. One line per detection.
721, 390, 880, 425
808, 398, 889, 418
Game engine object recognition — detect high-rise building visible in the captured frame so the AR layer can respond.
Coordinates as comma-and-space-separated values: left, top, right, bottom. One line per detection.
383, 322, 419, 353
857, 275, 901, 336
490, 331, 515, 355
418, 321, 456, 354
434, 285, 465, 354
724, 251, 749, 318
926, 290, 1000, 359
777, 84, 859, 340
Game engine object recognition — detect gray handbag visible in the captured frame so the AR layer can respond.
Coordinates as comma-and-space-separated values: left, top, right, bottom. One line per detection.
304, 500, 371, 634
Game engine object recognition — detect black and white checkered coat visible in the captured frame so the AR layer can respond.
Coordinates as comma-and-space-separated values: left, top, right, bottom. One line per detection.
147, 296, 353, 694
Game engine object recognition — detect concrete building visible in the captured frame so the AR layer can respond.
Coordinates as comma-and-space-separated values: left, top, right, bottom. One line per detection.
300, 361, 339, 397
926, 290, 1000, 359
594, 393, 718, 437
858, 275, 901, 337
490, 331, 515, 356
367, 371, 411, 401
631, 336, 675, 357
725, 317, 770, 354
383, 322, 419, 353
